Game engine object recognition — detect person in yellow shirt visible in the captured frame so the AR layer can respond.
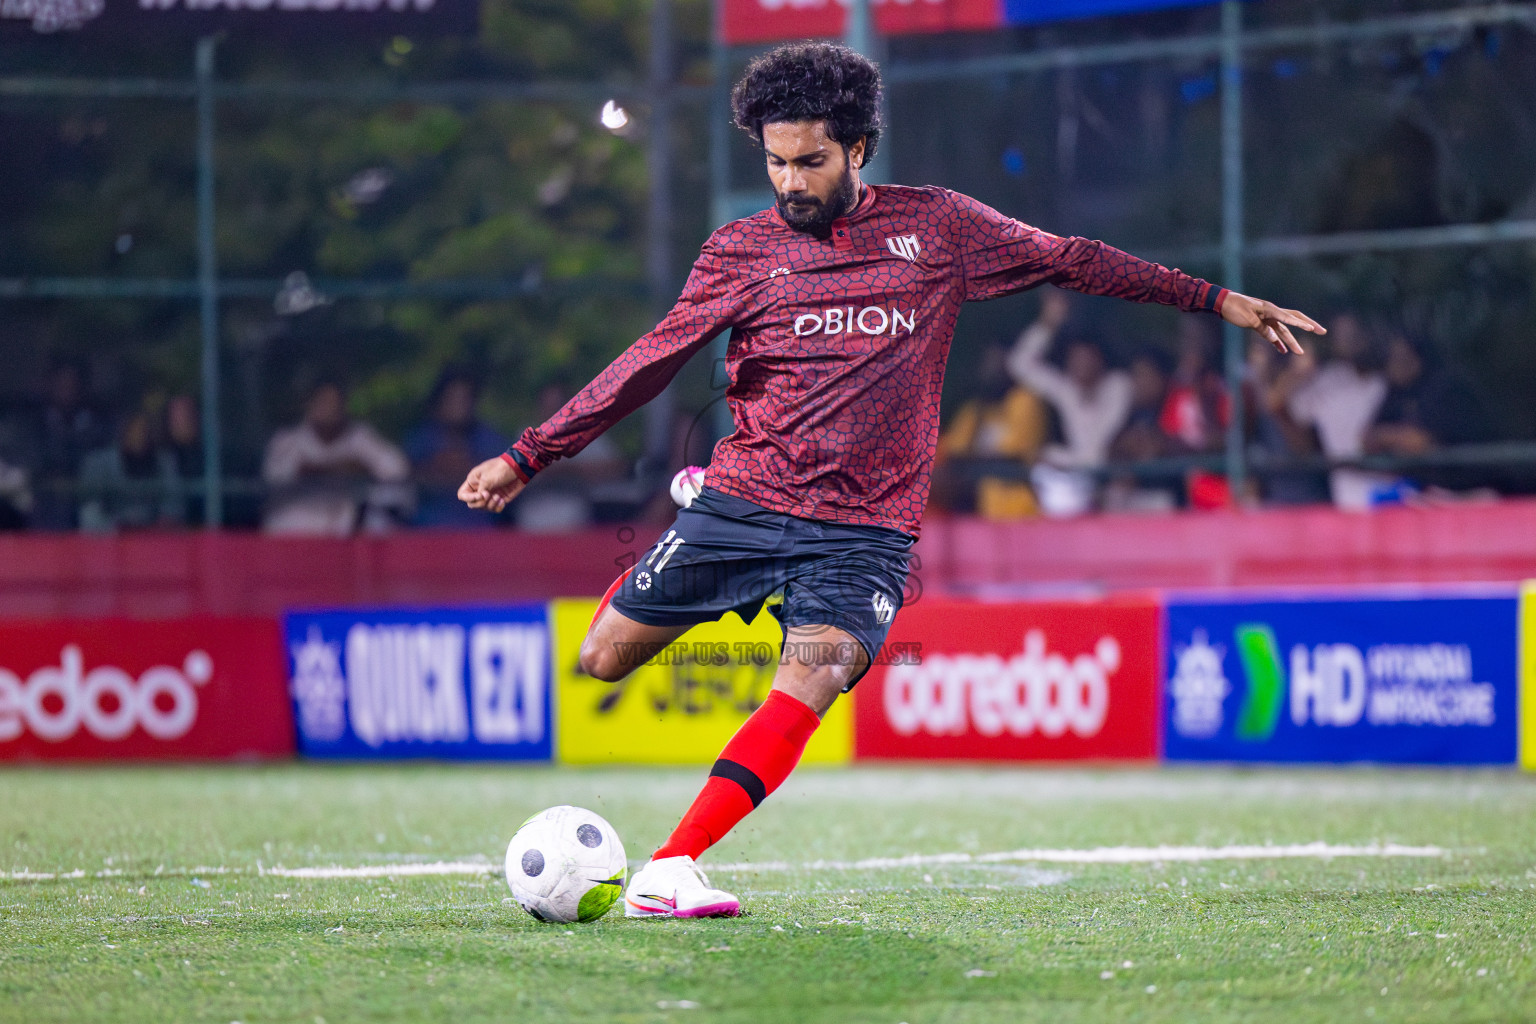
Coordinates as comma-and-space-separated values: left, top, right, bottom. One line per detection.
935, 342, 1047, 519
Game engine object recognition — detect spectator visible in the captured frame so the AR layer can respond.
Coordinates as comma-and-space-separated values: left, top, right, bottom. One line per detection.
404, 369, 508, 529
1159, 318, 1229, 453
1245, 338, 1329, 506
31, 359, 108, 530
1159, 321, 1239, 510
1110, 348, 1176, 463
163, 393, 205, 526
1007, 291, 1131, 515
513, 381, 627, 533
935, 341, 1047, 519
636, 403, 715, 524
262, 381, 410, 536
1285, 312, 1389, 509
0, 456, 29, 530
1104, 348, 1181, 512
78, 408, 182, 533
1007, 291, 1132, 469
1366, 333, 1494, 492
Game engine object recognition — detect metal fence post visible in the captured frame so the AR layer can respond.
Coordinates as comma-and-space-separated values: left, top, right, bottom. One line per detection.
843, 0, 887, 184
195, 36, 224, 528
708, 6, 739, 444
643, 0, 676, 480
1219, 0, 1247, 498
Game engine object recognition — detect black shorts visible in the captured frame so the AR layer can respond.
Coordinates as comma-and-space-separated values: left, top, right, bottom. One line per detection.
609, 487, 914, 687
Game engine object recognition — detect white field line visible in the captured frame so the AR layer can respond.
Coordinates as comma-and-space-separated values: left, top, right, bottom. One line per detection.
0, 842, 1446, 884
259, 861, 495, 880
709, 842, 1448, 874
0, 865, 235, 882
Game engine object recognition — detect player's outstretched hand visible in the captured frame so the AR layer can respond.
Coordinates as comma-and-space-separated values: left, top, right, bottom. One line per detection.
458, 456, 525, 513
1220, 292, 1326, 355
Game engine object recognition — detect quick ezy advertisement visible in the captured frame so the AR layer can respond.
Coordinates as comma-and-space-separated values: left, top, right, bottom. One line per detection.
284, 605, 551, 760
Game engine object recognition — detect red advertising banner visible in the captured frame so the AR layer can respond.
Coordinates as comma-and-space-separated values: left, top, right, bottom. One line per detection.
855, 597, 1160, 760
719, 0, 1003, 45
0, 618, 293, 760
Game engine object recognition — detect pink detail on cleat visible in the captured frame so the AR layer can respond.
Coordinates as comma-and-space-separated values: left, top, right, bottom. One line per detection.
674, 901, 741, 918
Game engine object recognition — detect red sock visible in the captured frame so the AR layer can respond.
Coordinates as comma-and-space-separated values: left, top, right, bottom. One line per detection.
654, 690, 821, 861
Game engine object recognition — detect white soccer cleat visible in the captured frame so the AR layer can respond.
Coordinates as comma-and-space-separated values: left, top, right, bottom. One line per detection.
624, 855, 741, 919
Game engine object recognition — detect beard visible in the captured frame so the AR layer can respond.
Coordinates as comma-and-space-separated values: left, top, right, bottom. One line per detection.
775, 166, 859, 237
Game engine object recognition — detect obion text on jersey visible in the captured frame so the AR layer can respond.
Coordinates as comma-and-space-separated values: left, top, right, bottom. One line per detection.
793, 305, 916, 337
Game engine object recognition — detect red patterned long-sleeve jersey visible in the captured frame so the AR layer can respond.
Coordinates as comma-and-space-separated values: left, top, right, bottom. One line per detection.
505, 184, 1227, 536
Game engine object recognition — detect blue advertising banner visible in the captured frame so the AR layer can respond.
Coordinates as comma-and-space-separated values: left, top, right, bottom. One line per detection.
1164, 591, 1518, 765
285, 606, 550, 761
1005, 0, 1218, 27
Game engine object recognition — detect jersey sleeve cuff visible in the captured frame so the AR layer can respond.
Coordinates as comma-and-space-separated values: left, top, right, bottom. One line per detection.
500, 450, 533, 484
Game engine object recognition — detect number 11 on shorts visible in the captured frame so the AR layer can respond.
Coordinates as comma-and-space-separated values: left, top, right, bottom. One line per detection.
648, 530, 685, 574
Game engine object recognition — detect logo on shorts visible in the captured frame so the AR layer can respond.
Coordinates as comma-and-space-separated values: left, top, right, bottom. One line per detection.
885, 234, 921, 263
635, 571, 653, 592
871, 591, 895, 625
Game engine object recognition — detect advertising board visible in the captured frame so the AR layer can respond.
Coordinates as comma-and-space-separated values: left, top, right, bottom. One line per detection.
2, 0, 473, 36
1165, 591, 1518, 764
550, 599, 852, 765
854, 597, 1161, 761
285, 605, 550, 760
716, 0, 1220, 45
0, 617, 291, 760
1522, 582, 1535, 771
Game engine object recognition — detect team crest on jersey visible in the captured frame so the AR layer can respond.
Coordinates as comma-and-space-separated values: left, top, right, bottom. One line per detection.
885, 234, 922, 263
871, 590, 896, 625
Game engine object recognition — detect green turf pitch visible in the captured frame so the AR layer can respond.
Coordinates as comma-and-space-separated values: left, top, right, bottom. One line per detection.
1, 765, 1533, 1024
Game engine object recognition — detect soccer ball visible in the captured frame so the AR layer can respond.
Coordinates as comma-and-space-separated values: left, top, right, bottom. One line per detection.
504, 805, 628, 924
669, 465, 706, 508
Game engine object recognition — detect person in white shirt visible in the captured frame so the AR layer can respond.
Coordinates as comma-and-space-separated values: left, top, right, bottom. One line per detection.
262, 381, 410, 536
1284, 312, 1389, 510
1007, 290, 1133, 470
1006, 291, 1132, 515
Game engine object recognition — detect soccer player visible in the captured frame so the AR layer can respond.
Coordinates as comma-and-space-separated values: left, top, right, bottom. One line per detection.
459, 42, 1323, 919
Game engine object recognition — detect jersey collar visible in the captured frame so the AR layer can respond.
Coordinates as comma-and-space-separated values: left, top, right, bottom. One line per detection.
828, 184, 877, 251
770, 183, 879, 249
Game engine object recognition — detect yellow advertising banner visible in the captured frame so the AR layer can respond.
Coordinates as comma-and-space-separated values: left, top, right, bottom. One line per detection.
550, 598, 852, 765
1522, 582, 1535, 771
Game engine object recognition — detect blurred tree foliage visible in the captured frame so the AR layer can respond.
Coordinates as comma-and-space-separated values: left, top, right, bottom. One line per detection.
0, 0, 713, 474
5, 0, 1536, 496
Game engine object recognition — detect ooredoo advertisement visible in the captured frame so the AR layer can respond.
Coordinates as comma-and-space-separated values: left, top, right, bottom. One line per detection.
854, 597, 1162, 761
0, 617, 292, 760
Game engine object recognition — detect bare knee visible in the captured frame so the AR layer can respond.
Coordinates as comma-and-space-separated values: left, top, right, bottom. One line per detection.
775, 630, 867, 715
773, 656, 862, 717
578, 632, 631, 683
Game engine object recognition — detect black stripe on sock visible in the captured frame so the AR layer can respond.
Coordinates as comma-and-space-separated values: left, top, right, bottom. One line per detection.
710, 758, 767, 808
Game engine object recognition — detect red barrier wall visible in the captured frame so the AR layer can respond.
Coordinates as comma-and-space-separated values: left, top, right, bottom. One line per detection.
0, 529, 630, 619
915, 499, 1536, 593
1, 499, 1534, 618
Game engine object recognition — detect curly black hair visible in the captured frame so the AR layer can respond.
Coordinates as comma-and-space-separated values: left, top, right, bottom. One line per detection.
731, 42, 883, 168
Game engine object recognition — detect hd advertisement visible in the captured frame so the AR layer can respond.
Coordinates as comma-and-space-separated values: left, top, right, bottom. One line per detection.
0, 617, 292, 760
1165, 591, 1519, 765
1523, 582, 1536, 771
854, 597, 1161, 761
284, 605, 551, 760
549, 598, 853, 765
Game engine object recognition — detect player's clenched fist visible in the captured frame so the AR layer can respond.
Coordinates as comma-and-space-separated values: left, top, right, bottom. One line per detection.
1220, 291, 1327, 355
458, 456, 524, 513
